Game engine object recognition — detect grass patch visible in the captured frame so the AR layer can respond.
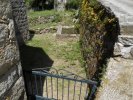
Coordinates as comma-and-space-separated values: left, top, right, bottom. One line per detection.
31, 22, 57, 29
28, 10, 75, 19
28, 10, 57, 19
28, 10, 77, 30
27, 33, 84, 68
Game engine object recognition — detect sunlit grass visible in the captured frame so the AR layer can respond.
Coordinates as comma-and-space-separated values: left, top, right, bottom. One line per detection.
28, 10, 76, 30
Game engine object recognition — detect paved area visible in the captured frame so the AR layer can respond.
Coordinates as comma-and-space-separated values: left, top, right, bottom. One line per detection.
98, 0, 133, 25
96, 57, 133, 100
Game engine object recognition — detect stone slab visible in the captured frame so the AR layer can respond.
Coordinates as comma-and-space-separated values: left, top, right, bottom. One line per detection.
118, 35, 133, 45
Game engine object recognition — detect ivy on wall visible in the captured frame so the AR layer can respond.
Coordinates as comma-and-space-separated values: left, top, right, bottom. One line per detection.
79, 0, 119, 80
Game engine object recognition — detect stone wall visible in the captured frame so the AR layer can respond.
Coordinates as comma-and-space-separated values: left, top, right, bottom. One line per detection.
0, 0, 27, 99
11, 0, 29, 45
79, 0, 119, 80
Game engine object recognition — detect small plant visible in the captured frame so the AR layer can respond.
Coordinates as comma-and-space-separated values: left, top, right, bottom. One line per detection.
52, 14, 62, 23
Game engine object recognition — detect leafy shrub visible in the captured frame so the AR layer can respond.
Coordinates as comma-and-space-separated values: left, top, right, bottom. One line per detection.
65, 0, 80, 10
25, 0, 33, 9
79, 0, 119, 80
25, 0, 54, 10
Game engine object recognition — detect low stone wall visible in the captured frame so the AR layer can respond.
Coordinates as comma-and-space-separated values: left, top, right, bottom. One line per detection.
79, 0, 119, 80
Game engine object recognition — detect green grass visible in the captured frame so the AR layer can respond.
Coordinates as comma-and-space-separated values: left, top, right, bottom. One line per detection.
28, 10, 76, 30
28, 10, 75, 19
27, 33, 84, 67
28, 10, 58, 19
31, 22, 57, 29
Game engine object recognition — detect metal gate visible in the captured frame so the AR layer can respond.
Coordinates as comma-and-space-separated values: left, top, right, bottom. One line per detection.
23, 68, 97, 100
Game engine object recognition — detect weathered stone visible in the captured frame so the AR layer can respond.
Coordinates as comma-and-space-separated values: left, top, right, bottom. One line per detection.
118, 35, 133, 45
120, 46, 133, 59
114, 42, 133, 59
62, 26, 76, 34
113, 43, 122, 55
130, 48, 133, 57
114, 35, 133, 59
57, 25, 62, 34
0, 0, 12, 19
0, 0, 28, 99
6, 77, 26, 100
0, 65, 19, 99
0, 19, 19, 76
0, 24, 8, 47
10, 0, 29, 44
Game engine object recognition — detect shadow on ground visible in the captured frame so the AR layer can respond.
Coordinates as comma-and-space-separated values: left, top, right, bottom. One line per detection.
19, 44, 53, 70
19, 44, 53, 99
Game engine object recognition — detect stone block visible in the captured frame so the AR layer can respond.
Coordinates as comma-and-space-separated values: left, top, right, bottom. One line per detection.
62, 26, 76, 34
114, 42, 133, 59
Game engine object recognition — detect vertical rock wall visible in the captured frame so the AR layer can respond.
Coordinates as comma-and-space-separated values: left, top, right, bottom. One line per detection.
11, 0, 29, 45
0, 0, 28, 99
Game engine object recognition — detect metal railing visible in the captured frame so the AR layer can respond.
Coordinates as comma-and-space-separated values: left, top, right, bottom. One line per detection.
24, 67, 97, 100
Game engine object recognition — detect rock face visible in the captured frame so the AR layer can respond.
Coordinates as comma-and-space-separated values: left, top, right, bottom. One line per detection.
114, 35, 133, 59
0, 0, 28, 99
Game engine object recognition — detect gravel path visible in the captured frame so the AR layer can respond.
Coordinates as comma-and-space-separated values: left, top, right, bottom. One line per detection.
96, 57, 133, 100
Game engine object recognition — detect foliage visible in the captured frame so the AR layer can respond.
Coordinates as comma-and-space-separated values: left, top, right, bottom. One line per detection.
25, 0, 34, 9
79, 0, 119, 80
25, 0, 54, 10
65, 0, 81, 10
